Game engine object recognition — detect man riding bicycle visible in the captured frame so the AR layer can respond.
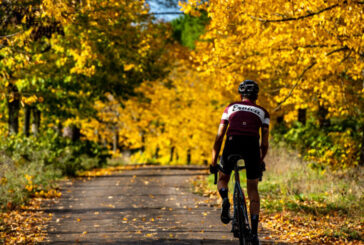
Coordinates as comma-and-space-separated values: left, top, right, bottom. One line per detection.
210, 80, 270, 245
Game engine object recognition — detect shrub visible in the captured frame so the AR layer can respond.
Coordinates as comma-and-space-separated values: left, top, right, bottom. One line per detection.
271, 119, 362, 169
0, 130, 110, 210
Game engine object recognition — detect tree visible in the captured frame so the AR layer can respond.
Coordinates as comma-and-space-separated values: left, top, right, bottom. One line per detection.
171, 11, 209, 49
183, 0, 364, 167
0, 0, 172, 136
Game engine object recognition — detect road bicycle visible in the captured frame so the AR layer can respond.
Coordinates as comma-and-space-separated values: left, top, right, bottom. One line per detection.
214, 154, 265, 245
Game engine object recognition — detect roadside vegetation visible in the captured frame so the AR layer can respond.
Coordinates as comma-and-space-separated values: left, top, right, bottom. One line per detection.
0, 131, 109, 210
193, 145, 363, 243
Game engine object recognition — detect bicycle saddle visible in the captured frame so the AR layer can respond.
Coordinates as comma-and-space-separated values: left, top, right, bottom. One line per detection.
227, 154, 244, 165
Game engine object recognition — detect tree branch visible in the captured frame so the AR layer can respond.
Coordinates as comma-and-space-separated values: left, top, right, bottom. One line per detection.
274, 62, 317, 112
273, 46, 351, 111
251, 4, 339, 23
326, 46, 349, 56
0, 30, 24, 39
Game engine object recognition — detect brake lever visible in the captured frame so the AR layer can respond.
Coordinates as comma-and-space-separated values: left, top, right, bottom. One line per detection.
213, 165, 222, 185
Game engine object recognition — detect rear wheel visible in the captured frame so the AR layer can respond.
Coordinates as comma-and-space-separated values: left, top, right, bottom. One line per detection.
234, 185, 246, 245
240, 194, 251, 245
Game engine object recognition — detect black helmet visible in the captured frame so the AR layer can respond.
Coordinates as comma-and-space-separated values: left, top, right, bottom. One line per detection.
238, 80, 259, 100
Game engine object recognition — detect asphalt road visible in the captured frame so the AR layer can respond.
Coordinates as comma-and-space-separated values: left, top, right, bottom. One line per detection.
42, 166, 279, 244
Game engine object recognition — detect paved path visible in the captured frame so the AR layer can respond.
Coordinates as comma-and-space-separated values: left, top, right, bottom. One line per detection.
43, 166, 279, 244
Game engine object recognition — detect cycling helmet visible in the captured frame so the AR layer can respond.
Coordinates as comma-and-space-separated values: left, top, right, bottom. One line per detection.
238, 80, 259, 100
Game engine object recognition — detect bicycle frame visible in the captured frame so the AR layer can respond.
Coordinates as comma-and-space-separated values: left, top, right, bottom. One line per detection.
229, 155, 251, 245
233, 162, 251, 239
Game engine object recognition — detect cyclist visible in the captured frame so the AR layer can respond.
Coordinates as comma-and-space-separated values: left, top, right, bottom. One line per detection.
210, 80, 269, 245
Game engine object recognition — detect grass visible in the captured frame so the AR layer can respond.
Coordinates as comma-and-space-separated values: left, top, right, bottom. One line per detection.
261, 144, 363, 219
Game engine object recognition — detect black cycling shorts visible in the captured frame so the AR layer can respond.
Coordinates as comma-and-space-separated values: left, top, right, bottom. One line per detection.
219, 135, 261, 179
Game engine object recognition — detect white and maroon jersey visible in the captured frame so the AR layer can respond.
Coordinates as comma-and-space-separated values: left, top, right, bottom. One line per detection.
220, 101, 270, 137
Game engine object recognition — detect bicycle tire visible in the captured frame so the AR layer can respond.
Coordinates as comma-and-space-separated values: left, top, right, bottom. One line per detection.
240, 190, 251, 245
234, 184, 246, 245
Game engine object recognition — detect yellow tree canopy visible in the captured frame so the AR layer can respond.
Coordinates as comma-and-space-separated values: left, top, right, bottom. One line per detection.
100, 0, 363, 167
188, 0, 363, 122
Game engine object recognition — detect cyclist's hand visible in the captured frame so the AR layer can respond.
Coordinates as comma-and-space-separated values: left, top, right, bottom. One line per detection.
261, 161, 266, 172
209, 164, 218, 174
259, 161, 266, 182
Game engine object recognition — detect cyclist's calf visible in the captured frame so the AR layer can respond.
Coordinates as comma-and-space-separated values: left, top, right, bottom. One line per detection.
247, 179, 260, 215
217, 171, 230, 190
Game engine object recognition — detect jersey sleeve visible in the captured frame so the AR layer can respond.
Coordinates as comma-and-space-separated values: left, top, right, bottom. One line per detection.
262, 109, 270, 127
220, 105, 229, 125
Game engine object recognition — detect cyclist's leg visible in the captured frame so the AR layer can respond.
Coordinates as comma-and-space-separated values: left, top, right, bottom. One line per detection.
218, 171, 232, 224
247, 179, 260, 244
243, 136, 261, 242
218, 135, 235, 195
247, 178, 260, 231
218, 137, 235, 224
217, 171, 230, 190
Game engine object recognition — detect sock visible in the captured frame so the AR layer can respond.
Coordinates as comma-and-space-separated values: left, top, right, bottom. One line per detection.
251, 214, 259, 235
218, 188, 228, 200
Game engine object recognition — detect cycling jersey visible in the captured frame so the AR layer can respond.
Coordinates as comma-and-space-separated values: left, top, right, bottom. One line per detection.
220, 101, 270, 137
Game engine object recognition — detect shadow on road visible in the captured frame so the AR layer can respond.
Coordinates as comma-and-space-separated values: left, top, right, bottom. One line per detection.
42, 238, 277, 244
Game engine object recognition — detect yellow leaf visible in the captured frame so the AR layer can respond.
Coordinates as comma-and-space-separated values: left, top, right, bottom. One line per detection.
124, 64, 135, 71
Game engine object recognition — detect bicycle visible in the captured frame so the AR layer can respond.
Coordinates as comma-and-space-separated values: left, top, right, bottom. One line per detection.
214, 154, 265, 245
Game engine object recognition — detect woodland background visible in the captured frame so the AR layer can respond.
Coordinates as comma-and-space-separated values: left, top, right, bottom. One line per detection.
0, 0, 363, 243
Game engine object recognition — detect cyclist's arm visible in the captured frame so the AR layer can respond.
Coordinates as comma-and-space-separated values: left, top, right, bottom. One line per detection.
211, 123, 228, 166
260, 126, 269, 162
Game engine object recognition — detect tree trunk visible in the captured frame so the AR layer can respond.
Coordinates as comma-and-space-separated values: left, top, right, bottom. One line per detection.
141, 130, 145, 153
360, 125, 364, 166
113, 128, 119, 153
187, 149, 191, 165
95, 128, 101, 143
298, 109, 307, 125
23, 106, 31, 137
63, 124, 81, 142
318, 106, 330, 128
56, 121, 63, 136
169, 146, 175, 162
7, 84, 20, 135
154, 146, 159, 159
276, 116, 284, 124
31, 108, 41, 136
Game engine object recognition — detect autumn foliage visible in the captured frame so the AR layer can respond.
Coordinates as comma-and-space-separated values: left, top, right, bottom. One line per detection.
0, 0, 363, 243
87, 0, 363, 168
